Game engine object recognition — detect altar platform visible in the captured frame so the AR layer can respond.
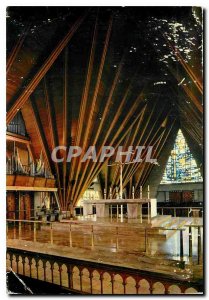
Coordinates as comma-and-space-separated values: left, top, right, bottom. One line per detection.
83, 198, 157, 219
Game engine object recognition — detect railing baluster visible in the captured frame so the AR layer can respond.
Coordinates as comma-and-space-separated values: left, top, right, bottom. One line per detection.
28, 257, 32, 277
100, 272, 104, 294
123, 277, 126, 294
164, 283, 169, 294
144, 228, 147, 252
91, 225, 94, 248
22, 256, 26, 276
189, 226, 192, 257
67, 265, 73, 289
16, 255, 19, 274
50, 223, 53, 244
111, 274, 115, 294
43, 260, 46, 281
116, 226, 119, 250
18, 222, 22, 240
35, 259, 39, 279
180, 229, 184, 260
6, 248, 203, 295
198, 227, 201, 265
69, 224, 72, 247
89, 271, 93, 294
33, 223, 36, 242
9, 253, 13, 269
79, 269, 83, 291
135, 280, 139, 294
51, 262, 54, 283
149, 280, 153, 294
59, 264, 62, 286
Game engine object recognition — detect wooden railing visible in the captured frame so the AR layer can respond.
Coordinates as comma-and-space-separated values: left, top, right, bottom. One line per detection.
6, 247, 203, 294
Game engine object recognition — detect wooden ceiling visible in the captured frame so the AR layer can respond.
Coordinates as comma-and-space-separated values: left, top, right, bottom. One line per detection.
6, 7, 203, 209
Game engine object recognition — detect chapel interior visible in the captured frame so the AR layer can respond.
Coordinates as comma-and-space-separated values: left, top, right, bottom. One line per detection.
6, 6, 203, 295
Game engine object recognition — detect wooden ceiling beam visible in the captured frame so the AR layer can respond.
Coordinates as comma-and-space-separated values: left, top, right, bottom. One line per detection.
140, 120, 176, 187
74, 92, 144, 203
70, 15, 113, 202
74, 53, 124, 201
164, 35, 203, 94
7, 11, 88, 124
108, 127, 133, 197
66, 14, 98, 202
121, 102, 169, 187
110, 104, 147, 193
7, 22, 31, 75
43, 77, 63, 208
140, 129, 167, 187
30, 97, 53, 175
62, 48, 68, 209
75, 102, 146, 204
168, 65, 203, 113
123, 112, 170, 188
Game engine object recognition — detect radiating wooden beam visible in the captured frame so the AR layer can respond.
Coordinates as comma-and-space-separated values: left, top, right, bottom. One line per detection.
70, 15, 113, 202
66, 14, 98, 203
62, 48, 68, 209
75, 103, 146, 204
74, 53, 124, 201
164, 35, 203, 94
7, 23, 31, 75
168, 65, 203, 113
30, 97, 53, 174
140, 129, 167, 187
7, 11, 88, 124
109, 127, 133, 196
120, 99, 166, 187
74, 96, 144, 203
110, 104, 146, 194
43, 77, 63, 208
123, 107, 171, 188
140, 119, 176, 187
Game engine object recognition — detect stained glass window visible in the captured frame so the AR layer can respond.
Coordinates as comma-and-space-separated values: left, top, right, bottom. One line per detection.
161, 129, 202, 184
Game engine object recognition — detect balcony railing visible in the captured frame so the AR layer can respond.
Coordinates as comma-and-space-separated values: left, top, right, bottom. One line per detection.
6, 246, 203, 294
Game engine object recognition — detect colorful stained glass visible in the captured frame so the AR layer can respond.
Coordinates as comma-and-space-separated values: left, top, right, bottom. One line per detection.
161, 129, 202, 183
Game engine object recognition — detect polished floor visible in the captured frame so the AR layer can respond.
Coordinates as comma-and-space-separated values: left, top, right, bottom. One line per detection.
7, 216, 203, 278
7, 215, 203, 294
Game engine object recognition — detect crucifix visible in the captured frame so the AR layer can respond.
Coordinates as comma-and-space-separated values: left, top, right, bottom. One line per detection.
107, 160, 136, 199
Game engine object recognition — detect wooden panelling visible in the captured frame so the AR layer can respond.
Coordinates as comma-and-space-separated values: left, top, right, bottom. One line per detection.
34, 177, 47, 187
19, 195, 24, 220
24, 193, 32, 220
15, 175, 31, 186
46, 178, 56, 188
26, 176, 35, 186
6, 175, 15, 186
6, 192, 15, 218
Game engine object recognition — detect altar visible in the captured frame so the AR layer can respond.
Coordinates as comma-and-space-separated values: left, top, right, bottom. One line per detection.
83, 198, 157, 219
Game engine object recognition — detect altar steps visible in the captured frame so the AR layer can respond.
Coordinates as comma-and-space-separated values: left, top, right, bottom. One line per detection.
40, 215, 188, 240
